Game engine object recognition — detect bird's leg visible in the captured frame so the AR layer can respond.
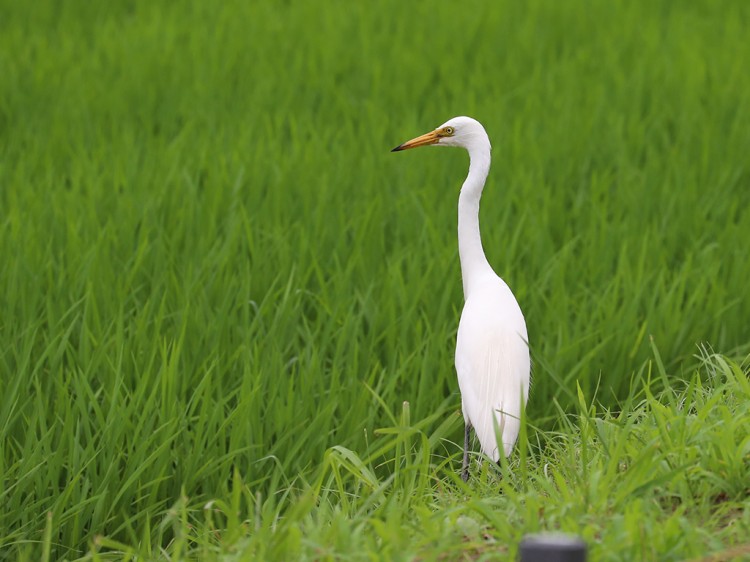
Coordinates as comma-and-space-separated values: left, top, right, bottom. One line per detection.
461, 422, 472, 482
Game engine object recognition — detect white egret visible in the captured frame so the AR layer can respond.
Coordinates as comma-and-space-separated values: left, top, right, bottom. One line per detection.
392, 117, 530, 481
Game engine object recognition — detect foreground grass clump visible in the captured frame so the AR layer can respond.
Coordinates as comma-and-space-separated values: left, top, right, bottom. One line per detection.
51, 353, 746, 561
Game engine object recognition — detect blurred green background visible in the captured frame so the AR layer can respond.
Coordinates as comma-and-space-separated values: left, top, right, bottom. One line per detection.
1, 0, 748, 557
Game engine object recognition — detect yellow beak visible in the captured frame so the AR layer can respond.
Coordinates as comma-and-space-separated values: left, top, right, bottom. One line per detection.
391, 129, 441, 152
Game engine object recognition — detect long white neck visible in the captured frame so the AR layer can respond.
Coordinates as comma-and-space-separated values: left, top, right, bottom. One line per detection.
458, 139, 493, 299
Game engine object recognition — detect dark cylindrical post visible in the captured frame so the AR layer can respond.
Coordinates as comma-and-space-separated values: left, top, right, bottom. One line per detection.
519, 534, 587, 562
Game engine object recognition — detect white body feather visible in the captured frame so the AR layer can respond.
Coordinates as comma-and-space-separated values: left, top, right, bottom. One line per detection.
456, 275, 530, 460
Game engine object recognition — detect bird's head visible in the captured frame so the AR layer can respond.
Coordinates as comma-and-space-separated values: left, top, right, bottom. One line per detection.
391, 116, 489, 152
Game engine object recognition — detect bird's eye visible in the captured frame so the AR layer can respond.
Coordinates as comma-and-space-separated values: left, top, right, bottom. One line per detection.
444, 127, 455, 135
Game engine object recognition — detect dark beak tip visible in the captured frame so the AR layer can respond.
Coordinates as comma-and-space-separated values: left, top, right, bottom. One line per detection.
391, 145, 403, 152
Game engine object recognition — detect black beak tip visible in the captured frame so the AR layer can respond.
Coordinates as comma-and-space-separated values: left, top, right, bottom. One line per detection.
391, 144, 403, 152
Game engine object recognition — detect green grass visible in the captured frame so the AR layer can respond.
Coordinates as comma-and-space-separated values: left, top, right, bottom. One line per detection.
1, 0, 749, 559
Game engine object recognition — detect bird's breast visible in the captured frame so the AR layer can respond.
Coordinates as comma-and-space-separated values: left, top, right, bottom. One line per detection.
458, 277, 527, 341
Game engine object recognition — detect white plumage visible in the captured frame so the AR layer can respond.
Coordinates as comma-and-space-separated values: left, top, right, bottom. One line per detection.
393, 116, 530, 480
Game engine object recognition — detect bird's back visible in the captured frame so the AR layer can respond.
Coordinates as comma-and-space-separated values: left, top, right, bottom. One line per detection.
455, 275, 530, 461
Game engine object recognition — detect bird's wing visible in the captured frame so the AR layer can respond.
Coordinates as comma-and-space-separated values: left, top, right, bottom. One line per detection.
455, 290, 530, 461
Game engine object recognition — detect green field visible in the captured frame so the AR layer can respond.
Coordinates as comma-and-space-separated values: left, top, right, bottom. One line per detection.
2, 0, 749, 560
